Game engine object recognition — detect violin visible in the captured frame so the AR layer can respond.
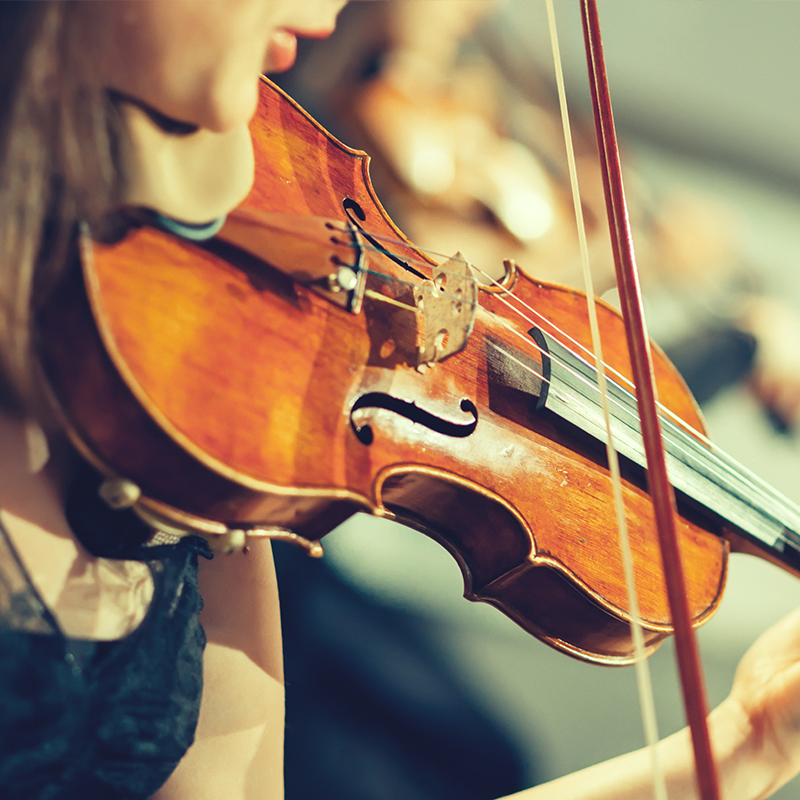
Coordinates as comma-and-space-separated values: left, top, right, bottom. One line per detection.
36, 72, 800, 673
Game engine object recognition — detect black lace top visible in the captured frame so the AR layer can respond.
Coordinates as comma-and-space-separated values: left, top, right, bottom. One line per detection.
0, 468, 213, 800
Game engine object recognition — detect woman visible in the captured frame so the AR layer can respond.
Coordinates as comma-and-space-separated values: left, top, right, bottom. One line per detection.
0, 3, 342, 799
1, 1, 800, 798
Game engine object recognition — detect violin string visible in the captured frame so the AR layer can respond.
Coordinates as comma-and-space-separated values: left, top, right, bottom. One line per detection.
234, 184, 799, 536
341, 241, 800, 536
323, 241, 797, 543
328, 229, 731, 481
317, 233, 800, 536
219, 221, 668, 457
347, 237, 800, 530
488, 311, 800, 547
337, 229, 646, 394
218, 219, 800, 552
331, 227, 681, 412
355, 241, 788, 509
224, 216, 656, 436
326, 216, 663, 398
351, 232, 730, 475
476, 275, 800, 527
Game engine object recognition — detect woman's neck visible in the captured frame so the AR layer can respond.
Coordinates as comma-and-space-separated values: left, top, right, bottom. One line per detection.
0, 412, 71, 537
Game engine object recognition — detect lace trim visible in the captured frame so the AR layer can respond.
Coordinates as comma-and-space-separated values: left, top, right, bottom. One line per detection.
145, 530, 184, 548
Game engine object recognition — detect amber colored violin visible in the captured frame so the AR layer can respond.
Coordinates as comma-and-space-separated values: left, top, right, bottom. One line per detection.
38, 74, 800, 670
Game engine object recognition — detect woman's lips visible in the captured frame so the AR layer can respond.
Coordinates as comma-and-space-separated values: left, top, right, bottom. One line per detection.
266, 26, 336, 74
266, 29, 298, 74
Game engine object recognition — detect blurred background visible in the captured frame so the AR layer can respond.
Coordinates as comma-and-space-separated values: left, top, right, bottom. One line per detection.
272, 2, 800, 798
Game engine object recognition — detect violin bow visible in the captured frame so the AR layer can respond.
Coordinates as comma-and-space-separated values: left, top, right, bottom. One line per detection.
577, 2, 721, 798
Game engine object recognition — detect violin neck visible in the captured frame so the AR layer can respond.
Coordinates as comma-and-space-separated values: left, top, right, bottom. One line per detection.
532, 328, 800, 576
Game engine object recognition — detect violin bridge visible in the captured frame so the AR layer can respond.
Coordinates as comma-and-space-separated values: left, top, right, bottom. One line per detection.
364, 252, 477, 367
412, 253, 478, 365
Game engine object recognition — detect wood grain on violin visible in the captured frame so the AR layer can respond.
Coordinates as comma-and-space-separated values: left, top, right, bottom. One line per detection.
38, 78, 799, 666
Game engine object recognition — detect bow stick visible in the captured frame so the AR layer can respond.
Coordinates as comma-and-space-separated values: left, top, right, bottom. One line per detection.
579, 2, 721, 798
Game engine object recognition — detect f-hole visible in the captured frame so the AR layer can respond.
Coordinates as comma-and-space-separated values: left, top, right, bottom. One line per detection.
343, 198, 427, 280
350, 393, 479, 445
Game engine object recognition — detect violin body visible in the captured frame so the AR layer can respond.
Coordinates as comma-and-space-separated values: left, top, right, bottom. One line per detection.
39, 78, 728, 666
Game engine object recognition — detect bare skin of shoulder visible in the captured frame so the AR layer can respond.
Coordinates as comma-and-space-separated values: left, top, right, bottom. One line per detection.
0, 410, 286, 799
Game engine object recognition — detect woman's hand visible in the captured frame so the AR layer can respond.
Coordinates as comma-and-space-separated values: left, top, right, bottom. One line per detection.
721, 606, 800, 798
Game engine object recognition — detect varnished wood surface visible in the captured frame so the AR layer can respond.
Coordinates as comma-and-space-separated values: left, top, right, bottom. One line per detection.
39, 78, 728, 664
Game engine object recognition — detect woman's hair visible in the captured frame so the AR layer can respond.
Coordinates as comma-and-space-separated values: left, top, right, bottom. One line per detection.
0, 1, 124, 416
